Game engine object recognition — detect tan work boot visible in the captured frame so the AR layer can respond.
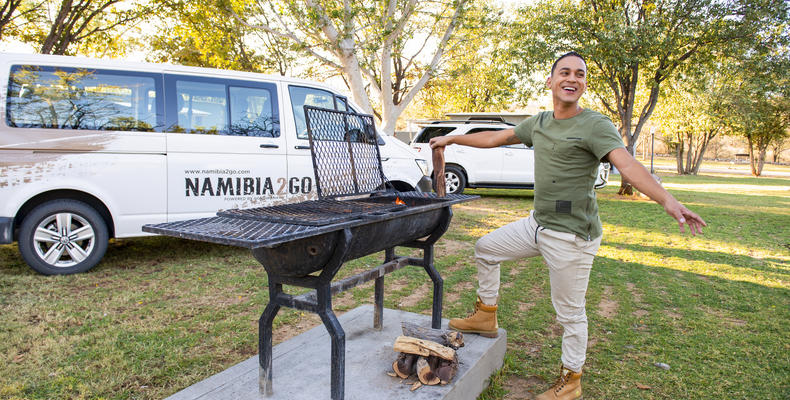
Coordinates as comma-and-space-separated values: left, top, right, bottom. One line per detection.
447, 297, 498, 338
536, 366, 583, 400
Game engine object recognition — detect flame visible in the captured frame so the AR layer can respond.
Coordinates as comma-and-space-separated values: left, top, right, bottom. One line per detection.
394, 197, 406, 205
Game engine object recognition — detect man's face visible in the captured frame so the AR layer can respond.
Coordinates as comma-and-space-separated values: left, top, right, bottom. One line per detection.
547, 56, 587, 105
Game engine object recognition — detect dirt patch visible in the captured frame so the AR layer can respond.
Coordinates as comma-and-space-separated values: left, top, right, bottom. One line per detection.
664, 309, 683, 319
546, 321, 564, 338
503, 375, 545, 399
445, 281, 474, 304
587, 336, 604, 349
725, 317, 747, 327
387, 277, 410, 292
397, 282, 430, 308
333, 291, 355, 309
444, 260, 469, 273
597, 286, 619, 319
517, 301, 536, 312
625, 282, 643, 303
632, 309, 649, 318
272, 313, 322, 344
437, 239, 470, 258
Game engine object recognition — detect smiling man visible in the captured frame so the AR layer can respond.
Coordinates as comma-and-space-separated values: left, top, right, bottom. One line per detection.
429, 51, 706, 400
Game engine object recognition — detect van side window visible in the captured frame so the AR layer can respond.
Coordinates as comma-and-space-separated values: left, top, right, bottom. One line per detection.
175, 80, 228, 134
336, 97, 348, 112
166, 76, 280, 137
289, 86, 341, 140
6, 65, 161, 131
230, 86, 276, 137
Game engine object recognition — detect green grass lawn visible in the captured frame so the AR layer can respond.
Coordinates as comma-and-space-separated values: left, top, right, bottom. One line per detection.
1, 172, 788, 399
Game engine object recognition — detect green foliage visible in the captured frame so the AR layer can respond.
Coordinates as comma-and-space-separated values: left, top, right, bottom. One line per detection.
710, 51, 790, 176
413, 1, 521, 119
653, 75, 724, 175
146, 0, 291, 74
13, 0, 153, 56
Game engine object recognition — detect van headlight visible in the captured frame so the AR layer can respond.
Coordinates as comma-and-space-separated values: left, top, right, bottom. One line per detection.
415, 159, 429, 176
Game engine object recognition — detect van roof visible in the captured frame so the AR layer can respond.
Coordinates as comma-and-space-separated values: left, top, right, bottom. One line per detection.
0, 52, 340, 92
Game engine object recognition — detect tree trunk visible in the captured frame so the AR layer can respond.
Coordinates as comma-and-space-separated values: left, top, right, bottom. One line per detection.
675, 134, 685, 175
684, 133, 694, 174
756, 147, 766, 176
690, 129, 716, 175
40, 0, 73, 54
618, 142, 635, 195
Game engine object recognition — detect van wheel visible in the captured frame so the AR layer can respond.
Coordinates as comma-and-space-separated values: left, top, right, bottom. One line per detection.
18, 200, 108, 275
444, 166, 466, 195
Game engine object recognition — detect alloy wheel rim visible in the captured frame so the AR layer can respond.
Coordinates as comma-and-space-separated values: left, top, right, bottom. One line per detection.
445, 172, 460, 193
33, 212, 95, 267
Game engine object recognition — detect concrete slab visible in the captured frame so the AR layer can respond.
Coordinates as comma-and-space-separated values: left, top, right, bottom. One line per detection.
166, 305, 506, 400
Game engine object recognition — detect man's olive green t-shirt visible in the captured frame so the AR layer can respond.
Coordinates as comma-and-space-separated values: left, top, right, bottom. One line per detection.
514, 109, 624, 240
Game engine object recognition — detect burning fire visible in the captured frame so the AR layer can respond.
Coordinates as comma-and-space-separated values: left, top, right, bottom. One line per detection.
394, 197, 406, 205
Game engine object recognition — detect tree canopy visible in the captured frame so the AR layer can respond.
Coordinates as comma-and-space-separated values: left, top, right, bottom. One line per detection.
514, 0, 788, 191
232, 0, 469, 134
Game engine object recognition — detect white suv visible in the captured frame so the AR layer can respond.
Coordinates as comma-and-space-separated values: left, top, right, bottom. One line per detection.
410, 120, 609, 195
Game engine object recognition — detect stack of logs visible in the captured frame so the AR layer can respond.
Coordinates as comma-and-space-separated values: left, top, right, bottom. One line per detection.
389, 322, 463, 389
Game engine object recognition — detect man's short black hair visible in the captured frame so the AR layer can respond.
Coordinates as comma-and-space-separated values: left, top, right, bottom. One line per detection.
551, 51, 586, 75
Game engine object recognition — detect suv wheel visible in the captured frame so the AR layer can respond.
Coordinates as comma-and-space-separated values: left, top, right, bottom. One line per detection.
18, 200, 108, 275
444, 165, 466, 195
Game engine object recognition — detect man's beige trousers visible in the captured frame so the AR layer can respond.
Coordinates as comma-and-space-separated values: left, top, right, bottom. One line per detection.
475, 210, 601, 372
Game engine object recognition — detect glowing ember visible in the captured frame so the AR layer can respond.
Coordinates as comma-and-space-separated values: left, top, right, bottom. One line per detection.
394, 197, 406, 205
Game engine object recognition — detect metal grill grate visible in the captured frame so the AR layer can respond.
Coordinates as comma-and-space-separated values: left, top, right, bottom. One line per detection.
304, 106, 387, 199
218, 198, 406, 226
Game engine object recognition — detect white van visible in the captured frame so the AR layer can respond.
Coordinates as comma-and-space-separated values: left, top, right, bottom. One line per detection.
0, 53, 431, 275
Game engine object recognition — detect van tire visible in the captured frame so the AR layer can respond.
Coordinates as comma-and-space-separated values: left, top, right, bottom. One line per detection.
444, 166, 466, 195
18, 200, 109, 275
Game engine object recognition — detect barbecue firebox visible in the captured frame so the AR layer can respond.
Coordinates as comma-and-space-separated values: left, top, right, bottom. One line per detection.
143, 106, 477, 400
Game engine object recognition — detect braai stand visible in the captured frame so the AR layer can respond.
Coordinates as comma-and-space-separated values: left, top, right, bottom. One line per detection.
143, 107, 477, 400
258, 207, 452, 399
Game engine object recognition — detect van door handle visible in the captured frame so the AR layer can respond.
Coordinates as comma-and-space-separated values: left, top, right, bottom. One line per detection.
294, 145, 310, 150
260, 144, 279, 149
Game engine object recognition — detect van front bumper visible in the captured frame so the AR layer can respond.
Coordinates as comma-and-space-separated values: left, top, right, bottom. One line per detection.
0, 217, 13, 244
417, 176, 433, 192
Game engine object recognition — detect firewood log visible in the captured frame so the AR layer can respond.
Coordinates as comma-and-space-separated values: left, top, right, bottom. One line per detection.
432, 147, 446, 197
393, 336, 456, 361
401, 321, 464, 349
392, 353, 417, 379
435, 357, 458, 385
416, 356, 440, 385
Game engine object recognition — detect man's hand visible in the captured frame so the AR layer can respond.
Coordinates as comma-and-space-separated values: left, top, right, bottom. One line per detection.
608, 148, 707, 235
429, 135, 453, 149
663, 198, 706, 235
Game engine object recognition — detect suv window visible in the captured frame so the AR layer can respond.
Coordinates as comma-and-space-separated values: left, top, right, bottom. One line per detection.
415, 126, 456, 143
466, 127, 504, 134
6, 65, 161, 131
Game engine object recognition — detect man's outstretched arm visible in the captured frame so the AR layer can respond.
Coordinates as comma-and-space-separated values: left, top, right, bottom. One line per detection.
607, 147, 707, 235
429, 128, 521, 149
